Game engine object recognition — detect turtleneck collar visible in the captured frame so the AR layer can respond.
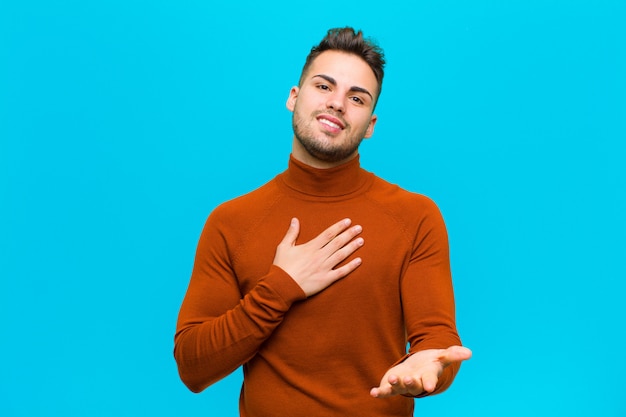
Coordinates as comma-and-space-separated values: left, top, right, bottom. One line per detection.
278, 154, 372, 198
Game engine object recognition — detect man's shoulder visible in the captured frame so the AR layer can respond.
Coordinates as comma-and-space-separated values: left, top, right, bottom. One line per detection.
365, 175, 447, 238
368, 174, 440, 212
212, 177, 281, 218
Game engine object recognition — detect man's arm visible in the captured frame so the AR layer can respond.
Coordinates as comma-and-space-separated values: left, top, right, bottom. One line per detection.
371, 198, 471, 398
174, 216, 363, 393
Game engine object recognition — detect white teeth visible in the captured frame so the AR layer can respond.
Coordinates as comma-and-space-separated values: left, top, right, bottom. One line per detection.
319, 119, 341, 129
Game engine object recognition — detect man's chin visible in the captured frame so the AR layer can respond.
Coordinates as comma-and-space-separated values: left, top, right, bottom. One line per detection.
295, 132, 361, 163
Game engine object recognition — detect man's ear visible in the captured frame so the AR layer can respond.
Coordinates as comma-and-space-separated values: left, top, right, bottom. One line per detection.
286, 86, 299, 112
364, 114, 378, 138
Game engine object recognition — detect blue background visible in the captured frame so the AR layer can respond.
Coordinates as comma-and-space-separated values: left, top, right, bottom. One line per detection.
1, 1, 624, 416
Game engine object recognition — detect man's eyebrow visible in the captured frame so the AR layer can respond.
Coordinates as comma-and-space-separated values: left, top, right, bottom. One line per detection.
312, 74, 373, 100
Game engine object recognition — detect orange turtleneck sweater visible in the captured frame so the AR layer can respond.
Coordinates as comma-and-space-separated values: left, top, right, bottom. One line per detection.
174, 155, 462, 416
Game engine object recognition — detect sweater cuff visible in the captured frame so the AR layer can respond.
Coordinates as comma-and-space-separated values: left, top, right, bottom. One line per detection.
260, 265, 307, 306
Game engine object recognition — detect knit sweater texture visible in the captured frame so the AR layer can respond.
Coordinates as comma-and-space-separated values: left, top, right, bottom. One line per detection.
174, 155, 462, 416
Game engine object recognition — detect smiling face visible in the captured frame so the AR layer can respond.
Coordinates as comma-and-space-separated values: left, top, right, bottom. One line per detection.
286, 50, 379, 168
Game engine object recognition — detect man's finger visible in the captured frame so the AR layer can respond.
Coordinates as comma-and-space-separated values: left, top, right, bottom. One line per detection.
324, 232, 364, 267
420, 372, 439, 393
327, 256, 362, 281
440, 346, 472, 366
279, 218, 300, 247
313, 218, 352, 247
370, 373, 404, 398
370, 383, 392, 398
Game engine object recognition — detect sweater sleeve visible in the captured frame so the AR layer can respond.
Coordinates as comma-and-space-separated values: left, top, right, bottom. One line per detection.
174, 211, 306, 393
400, 198, 463, 397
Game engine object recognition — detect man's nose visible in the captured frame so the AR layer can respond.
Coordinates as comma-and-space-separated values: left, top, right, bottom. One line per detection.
326, 93, 345, 113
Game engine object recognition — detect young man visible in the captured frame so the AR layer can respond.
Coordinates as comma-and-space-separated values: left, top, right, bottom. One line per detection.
174, 27, 471, 416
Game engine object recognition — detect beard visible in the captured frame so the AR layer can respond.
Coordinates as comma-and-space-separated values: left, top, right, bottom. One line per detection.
292, 108, 368, 163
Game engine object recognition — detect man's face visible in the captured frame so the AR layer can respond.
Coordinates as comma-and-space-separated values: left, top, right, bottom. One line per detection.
286, 50, 379, 166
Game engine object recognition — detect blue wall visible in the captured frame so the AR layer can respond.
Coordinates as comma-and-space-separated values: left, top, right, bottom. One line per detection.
1, 1, 624, 416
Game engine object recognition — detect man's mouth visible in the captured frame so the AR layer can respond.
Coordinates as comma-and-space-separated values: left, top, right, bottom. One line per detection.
317, 114, 345, 132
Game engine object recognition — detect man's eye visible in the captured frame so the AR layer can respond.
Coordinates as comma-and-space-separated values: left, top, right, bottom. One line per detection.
317, 84, 330, 90
351, 96, 363, 104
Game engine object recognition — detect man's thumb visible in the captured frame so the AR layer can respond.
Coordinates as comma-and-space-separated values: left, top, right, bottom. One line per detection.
280, 217, 300, 246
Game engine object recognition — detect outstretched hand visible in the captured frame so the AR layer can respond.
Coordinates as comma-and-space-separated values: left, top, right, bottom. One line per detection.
370, 346, 472, 398
273, 217, 364, 297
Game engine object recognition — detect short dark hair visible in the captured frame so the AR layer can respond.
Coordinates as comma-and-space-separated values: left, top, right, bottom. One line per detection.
299, 27, 386, 102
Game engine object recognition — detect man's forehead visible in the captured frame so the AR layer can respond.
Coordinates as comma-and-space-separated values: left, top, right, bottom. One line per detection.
305, 51, 378, 89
